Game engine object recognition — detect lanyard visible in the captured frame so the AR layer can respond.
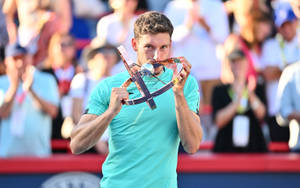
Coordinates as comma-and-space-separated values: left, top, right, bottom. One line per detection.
228, 87, 249, 114
16, 91, 27, 105
276, 34, 287, 67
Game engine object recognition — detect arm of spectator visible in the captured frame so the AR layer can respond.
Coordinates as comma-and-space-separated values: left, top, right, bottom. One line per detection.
96, 17, 109, 45
52, 0, 72, 34
28, 87, 58, 118
22, 66, 58, 118
95, 127, 109, 155
95, 140, 109, 155
248, 76, 266, 120
71, 97, 84, 124
214, 99, 239, 129
69, 73, 86, 124
2, 0, 17, 43
213, 84, 243, 129
172, 25, 192, 42
248, 91, 266, 120
0, 57, 19, 118
262, 66, 282, 81
0, 85, 18, 118
164, 2, 193, 43
203, 2, 229, 44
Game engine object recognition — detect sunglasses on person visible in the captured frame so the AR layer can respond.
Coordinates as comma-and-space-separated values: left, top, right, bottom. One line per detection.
60, 41, 74, 48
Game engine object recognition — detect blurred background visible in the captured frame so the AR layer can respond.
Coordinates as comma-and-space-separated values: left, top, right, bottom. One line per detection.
0, 0, 300, 187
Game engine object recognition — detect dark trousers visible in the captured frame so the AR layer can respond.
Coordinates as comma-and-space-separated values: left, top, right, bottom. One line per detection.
267, 116, 290, 142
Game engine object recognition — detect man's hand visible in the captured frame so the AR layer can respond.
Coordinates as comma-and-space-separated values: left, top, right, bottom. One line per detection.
0, 58, 20, 118
247, 75, 257, 94
6, 58, 20, 89
172, 57, 191, 94
108, 88, 129, 115
22, 65, 34, 92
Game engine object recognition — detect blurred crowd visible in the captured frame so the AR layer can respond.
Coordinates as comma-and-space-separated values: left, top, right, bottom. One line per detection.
0, 0, 300, 157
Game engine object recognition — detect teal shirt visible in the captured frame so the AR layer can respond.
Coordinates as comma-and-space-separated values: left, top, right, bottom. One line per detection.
87, 68, 199, 188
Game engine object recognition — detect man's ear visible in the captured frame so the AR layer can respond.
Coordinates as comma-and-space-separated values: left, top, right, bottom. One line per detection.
132, 38, 138, 52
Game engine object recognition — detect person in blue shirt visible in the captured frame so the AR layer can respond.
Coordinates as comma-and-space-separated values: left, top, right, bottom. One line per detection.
276, 0, 300, 151
70, 11, 203, 188
0, 43, 59, 157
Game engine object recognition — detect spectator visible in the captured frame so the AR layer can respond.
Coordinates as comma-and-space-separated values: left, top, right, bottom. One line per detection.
3, 0, 72, 66
164, 0, 229, 141
212, 48, 267, 152
222, 10, 273, 84
43, 33, 76, 97
70, 43, 120, 124
42, 33, 77, 139
68, 43, 120, 154
93, 0, 138, 65
261, 2, 300, 143
0, 43, 59, 157
276, 0, 300, 152
277, 62, 300, 151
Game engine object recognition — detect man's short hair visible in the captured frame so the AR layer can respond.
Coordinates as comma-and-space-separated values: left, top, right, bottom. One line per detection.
134, 11, 173, 40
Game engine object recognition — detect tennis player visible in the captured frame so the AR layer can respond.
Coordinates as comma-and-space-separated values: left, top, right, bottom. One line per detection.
70, 11, 203, 188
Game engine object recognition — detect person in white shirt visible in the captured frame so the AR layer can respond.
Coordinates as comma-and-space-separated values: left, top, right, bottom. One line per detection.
93, 0, 138, 66
261, 2, 300, 142
68, 44, 120, 154
164, 0, 229, 141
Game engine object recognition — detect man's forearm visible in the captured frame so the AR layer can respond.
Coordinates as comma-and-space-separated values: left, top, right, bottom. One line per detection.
29, 88, 58, 118
248, 92, 266, 120
70, 110, 116, 154
174, 92, 202, 154
0, 86, 17, 118
215, 101, 239, 128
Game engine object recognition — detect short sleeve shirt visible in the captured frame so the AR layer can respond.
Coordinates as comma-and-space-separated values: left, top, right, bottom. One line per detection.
86, 68, 200, 188
0, 69, 59, 157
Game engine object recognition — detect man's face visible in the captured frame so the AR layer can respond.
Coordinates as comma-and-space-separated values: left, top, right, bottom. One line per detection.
230, 58, 248, 81
132, 33, 172, 66
89, 50, 118, 76
279, 20, 298, 41
5, 55, 28, 78
290, 0, 300, 18
254, 21, 271, 43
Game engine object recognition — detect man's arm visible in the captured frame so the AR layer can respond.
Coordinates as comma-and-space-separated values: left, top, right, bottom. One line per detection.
70, 112, 114, 154
0, 57, 19, 118
0, 84, 18, 118
70, 88, 128, 154
28, 88, 58, 118
22, 66, 58, 118
173, 57, 203, 154
262, 66, 282, 82
248, 91, 266, 120
174, 92, 202, 154
2, 0, 17, 43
